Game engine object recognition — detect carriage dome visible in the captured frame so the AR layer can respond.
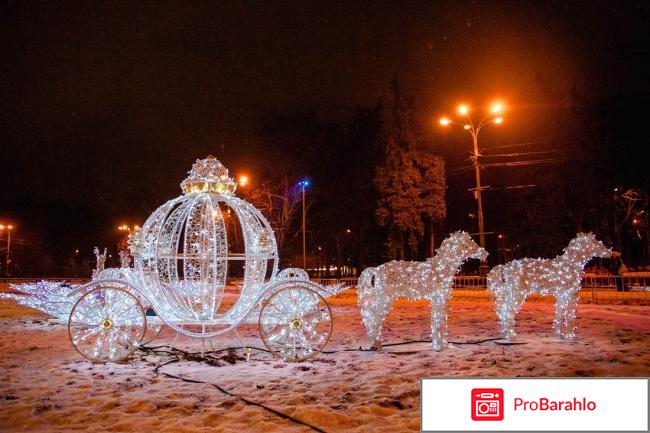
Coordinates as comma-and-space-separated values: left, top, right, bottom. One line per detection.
130, 156, 278, 322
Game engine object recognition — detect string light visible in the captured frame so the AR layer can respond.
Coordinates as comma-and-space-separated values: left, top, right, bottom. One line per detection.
91, 247, 107, 279
119, 250, 132, 268
487, 232, 611, 341
0, 281, 81, 322
27, 156, 337, 362
358, 231, 488, 351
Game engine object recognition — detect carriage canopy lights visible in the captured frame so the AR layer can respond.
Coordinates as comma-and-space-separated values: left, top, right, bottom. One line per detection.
180, 155, 238, 195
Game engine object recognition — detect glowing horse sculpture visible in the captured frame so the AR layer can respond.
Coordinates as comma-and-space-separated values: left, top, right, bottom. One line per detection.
358, 231, 488, 351
487, 232, 611, 341
91, 247, 107, 280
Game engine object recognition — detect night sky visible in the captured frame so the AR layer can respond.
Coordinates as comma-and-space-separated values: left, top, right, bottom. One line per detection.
1, 1, 649, 272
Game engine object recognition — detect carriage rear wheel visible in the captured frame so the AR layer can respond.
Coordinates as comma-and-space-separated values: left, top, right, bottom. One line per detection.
141, 308, 163, 345
68, 286, 146, 363
259, 286, 332, 362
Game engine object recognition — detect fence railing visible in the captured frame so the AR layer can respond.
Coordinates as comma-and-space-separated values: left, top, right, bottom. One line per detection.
313, 275, 650, 305
2, 275, 648, 305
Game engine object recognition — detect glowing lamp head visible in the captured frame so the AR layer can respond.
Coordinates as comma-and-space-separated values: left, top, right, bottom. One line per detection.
494, 117, 504, 124
238, 175, 249, 187
457, 104, 469, 115
490, 102, 504, 113
439, 117, 450, 126
299, 179, 310, 188
463, 124, 471, 130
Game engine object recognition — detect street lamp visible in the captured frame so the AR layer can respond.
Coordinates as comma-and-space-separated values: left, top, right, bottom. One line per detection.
238, 174, 249, 187
439, 102, 506, 274
118, 224, 140, 233
298, 179, 311, 270
0, 223, 15, 277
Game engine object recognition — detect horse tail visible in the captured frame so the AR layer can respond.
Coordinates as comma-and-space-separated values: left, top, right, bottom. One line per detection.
357, 267, 381, 341
357, 267, 379, 306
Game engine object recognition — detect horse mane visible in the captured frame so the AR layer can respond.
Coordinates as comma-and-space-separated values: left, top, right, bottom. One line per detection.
428, 231, 472, 275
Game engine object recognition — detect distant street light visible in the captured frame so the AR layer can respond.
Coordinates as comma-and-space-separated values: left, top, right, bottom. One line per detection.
118, 224, 140, 233
0, 223, 15, 276
439, 101, 506, 274
298, 179, 311, 270
238, 174, 249, 187
491, 103, 504, 113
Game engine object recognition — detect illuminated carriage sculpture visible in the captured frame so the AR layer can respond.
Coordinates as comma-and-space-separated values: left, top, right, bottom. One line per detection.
68, 156, 340, 363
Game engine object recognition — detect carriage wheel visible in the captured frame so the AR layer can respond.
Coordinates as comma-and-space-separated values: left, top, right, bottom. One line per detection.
142, 308, 163, 345
68, 286, 146, 363
259, 286, 332, 362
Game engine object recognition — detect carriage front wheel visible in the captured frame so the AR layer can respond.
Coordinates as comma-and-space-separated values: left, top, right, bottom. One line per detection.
259, 286, 332, 362
68, 286, 146, 362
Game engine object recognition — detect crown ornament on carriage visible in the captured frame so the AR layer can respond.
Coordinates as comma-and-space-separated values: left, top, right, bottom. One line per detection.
180, 155, 237, 196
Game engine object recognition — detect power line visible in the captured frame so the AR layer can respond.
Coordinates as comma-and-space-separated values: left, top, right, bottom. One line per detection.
488, 184, 538, 191
481, 149, 563, 158
481, 157, 568, 168
484, 141, 546, 150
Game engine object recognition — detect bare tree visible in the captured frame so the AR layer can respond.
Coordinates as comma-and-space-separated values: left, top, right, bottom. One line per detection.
614, 188, 642, 251
248, 177, 302, 253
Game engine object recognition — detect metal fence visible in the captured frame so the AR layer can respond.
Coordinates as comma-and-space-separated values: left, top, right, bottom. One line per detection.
1, 275, 648, 305
313, 275, 650, 305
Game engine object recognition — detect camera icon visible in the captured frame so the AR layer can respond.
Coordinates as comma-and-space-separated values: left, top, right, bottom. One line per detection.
471, 388, 504, 421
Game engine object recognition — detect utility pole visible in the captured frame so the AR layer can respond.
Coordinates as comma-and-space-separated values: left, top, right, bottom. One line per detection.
6, 227, 11, 277
298, 179, 310, 270
440, 102, 505, 275
472, 131, 487, 257
0, 224, 14, 277
302, 185, 306, 270
646, 186, 649, 264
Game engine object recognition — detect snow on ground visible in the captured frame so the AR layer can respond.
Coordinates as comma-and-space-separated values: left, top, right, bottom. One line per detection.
1, 290, 649, 433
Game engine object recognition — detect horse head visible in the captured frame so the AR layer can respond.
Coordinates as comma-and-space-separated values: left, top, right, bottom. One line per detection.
563, 232, 612, 264
431, 231, 488, 268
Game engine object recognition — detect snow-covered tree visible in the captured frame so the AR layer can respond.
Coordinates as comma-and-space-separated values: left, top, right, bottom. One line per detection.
374, 81, 446, 259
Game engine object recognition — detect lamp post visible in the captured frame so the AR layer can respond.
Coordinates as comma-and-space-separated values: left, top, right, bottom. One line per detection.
117, 224, 140, 255
118, 224, 140, 234
0, 224, 14, 277
440, 102, 505, 275
298, 179, 310, 270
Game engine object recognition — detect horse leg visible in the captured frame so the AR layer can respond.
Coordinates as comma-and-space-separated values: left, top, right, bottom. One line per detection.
495, 290, 517, 342
431, 297, 448, 351
362, 297, 391, 350
555, 292, 578, 340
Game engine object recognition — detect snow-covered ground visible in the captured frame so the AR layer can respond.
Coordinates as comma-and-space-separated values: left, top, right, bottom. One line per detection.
1, 291, 649, 432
